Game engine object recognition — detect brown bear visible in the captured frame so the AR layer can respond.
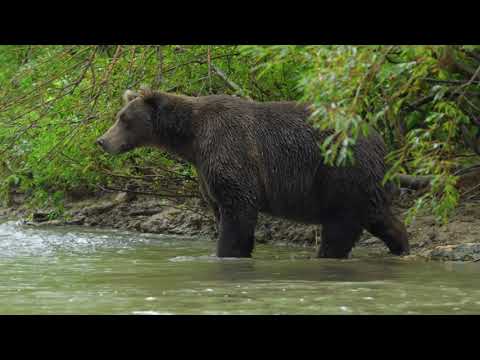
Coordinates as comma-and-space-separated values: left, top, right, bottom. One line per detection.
97, 88, 409, 258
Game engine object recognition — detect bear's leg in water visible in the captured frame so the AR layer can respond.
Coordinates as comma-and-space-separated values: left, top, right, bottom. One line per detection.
199, 177, 220, 221
317, 221, 364, 259
217, 205, 258, 258
366, 211, 410, 255
205, 197, 220, 233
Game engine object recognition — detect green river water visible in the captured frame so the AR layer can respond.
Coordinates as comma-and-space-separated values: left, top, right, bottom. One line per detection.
1, 219, 479, 314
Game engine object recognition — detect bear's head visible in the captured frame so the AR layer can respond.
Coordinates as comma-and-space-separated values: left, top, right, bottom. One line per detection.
97, 88, 193, 155
96, 89, 159, 154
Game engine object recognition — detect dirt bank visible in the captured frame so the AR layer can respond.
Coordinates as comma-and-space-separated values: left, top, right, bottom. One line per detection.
1, 190, 480, 262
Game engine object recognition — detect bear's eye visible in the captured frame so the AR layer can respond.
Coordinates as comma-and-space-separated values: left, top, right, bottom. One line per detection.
123, 120, 131, 130
119, 115, 130, 127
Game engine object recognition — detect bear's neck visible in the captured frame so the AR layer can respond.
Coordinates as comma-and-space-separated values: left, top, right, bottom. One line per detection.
151, 93, 196, 163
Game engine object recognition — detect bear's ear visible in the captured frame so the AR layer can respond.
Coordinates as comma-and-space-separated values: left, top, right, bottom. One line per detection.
138, 86, 154, 98
139, 87, 168, 109
123, 89, 140, 104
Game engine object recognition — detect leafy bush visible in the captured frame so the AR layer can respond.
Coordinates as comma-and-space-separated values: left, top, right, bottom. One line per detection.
1, 45, 480, 222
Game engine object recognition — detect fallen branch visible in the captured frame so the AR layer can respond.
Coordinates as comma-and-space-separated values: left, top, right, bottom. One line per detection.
396, 164, 480, 191
396, 174, 434, 190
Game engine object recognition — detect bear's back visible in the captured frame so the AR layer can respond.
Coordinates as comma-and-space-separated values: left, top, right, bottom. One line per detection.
193, 95, 389, 223
194, 96, 323, 217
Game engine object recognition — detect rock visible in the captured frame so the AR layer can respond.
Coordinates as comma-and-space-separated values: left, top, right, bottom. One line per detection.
0, 208, 10, 217
140, 212, 174, 233
360, 237, 378, 245
114, 191, 136, 203
182, 213, 205, 231
84, 219, 99, 226
421, 243, 480, 262
81, 202, 116, 216
32, 211, 51, 222
128, 208, 163, 217
42, 219, 63, 226
126, 220, 143, 231
10, 192, 27, 206
398, 255, 420, 261
137, 206, 216, 235
256, 223, 273, 244
22, 219, 63, 227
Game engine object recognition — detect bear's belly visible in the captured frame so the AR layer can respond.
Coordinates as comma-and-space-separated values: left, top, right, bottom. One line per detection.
259, 192, 331, 224
258, 180, 365, 225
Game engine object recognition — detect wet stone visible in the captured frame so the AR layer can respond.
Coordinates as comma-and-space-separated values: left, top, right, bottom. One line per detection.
65, 216, 85, 226
32, 211, 51, 223
422, 243, 480, 262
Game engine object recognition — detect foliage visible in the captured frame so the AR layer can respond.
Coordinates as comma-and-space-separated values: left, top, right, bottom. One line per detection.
1, 45, 480, 223
242, 45, 480, 222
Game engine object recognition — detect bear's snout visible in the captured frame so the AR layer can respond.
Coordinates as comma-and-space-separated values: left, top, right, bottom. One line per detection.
96, 137, 107, 150
96, 137, 115, 153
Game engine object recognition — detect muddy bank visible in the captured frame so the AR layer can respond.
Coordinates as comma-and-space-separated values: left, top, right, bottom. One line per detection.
1, 190, 480, 262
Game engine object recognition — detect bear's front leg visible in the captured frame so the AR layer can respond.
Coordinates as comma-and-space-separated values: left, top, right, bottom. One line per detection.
217, 205, 258, 258
317, 221, 364, 259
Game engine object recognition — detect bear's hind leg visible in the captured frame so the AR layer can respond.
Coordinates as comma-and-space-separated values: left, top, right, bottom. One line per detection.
366, 212, 409, 256
317, 221, 363, 259
198, 176, 220, 229
217, 205, 258, 258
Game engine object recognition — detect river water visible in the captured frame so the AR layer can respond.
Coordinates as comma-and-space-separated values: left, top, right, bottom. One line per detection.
1, 219, 479, 314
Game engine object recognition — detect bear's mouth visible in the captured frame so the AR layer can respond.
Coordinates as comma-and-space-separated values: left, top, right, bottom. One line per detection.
119, 143, 135, 153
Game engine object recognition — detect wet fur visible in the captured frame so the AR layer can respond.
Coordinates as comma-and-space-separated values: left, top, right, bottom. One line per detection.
99, 90, 410, 258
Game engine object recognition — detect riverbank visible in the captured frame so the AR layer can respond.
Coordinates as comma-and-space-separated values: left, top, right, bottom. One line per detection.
1, 190, 480, 262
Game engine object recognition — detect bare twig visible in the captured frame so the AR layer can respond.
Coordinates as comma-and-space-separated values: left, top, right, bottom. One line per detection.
0, 52, 94, 113
460, 125, 480, 155
207, 46, 212, 93
422, 78, 480, 85
453, 163, 480, 176
460, 104, 480, 128
462, 182, 480, 199
99, 167, 196, 182
404, 94, 436, 111
352, 46, 394, 109
211, 64, 250, 98
453, 64, 480, 99
153, 46, 164, 88
0, 83, 97, 156
162, 52, 240, 74
396, 174, 433, 190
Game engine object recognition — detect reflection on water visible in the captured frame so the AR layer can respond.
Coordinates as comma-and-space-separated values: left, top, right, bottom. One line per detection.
1, 219, 480, 314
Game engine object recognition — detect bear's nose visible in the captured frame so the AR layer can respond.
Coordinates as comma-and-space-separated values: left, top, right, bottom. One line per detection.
96, 138, 105, 148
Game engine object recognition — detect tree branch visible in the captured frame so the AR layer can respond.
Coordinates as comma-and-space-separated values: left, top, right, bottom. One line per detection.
211, 64, 250, 99
396, 174, 433, 190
